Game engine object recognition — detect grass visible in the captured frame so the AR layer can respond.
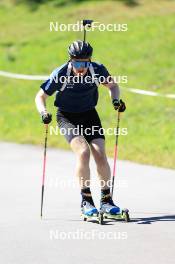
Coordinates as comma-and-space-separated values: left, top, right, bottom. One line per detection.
0, 0, 175, 168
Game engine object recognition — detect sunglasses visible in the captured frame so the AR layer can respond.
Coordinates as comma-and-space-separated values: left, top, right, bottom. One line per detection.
72, 61, 90, 69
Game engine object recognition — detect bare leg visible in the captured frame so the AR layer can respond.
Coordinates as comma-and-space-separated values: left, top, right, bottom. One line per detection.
70, 136, 90, 189
90, 138, 111, 190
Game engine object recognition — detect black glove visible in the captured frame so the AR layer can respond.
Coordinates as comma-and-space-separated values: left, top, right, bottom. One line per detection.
41, 112, 52, 124
112, 99, 126, 112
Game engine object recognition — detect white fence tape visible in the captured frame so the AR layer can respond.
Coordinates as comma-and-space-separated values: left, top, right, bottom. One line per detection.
121, 87, 175, 99
0, 70, 175, 99
0, 70, 48, 80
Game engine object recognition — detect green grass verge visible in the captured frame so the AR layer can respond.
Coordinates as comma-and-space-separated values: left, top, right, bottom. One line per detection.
0, 0, 175, 168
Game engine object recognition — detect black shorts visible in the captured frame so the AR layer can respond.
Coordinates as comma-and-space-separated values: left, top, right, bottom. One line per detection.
56, 108, 105, 144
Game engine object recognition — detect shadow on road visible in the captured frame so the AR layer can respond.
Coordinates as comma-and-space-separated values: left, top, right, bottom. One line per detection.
43, 215, 175, 225
130, 215, 175, 224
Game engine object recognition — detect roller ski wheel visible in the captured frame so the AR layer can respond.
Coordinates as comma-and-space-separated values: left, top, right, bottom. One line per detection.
98, 211, 104, 225
102, 209, 130, 222
122, 209, 130, 222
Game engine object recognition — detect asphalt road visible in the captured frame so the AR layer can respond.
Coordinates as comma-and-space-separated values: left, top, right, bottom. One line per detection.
0, 142, 175, 264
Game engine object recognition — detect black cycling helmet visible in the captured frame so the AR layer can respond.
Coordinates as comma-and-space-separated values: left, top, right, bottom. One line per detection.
68, 40, 93, 59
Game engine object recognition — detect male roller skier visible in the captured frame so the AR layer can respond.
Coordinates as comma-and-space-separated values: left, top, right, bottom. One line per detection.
35, 40, 126, 217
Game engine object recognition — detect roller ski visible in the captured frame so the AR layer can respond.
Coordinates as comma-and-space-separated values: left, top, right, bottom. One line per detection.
81, 200, 130, 225
98, 191, 130, 224
99, 205, 130, 224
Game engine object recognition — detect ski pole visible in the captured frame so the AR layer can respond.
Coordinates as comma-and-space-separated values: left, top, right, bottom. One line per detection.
40, 124, 48, 218
82, 19, 93, 42
111, 111, 121, 198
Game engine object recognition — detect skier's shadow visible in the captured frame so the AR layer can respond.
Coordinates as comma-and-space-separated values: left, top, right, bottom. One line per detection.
43, 215, 175, 225
130, 214, 175, 224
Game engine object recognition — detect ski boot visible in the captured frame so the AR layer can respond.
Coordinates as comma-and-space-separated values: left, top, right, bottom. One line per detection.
81, 188, 98, 222
81, 200, 98, 216
100, 196, 120, 215
99, 189, 130, 223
